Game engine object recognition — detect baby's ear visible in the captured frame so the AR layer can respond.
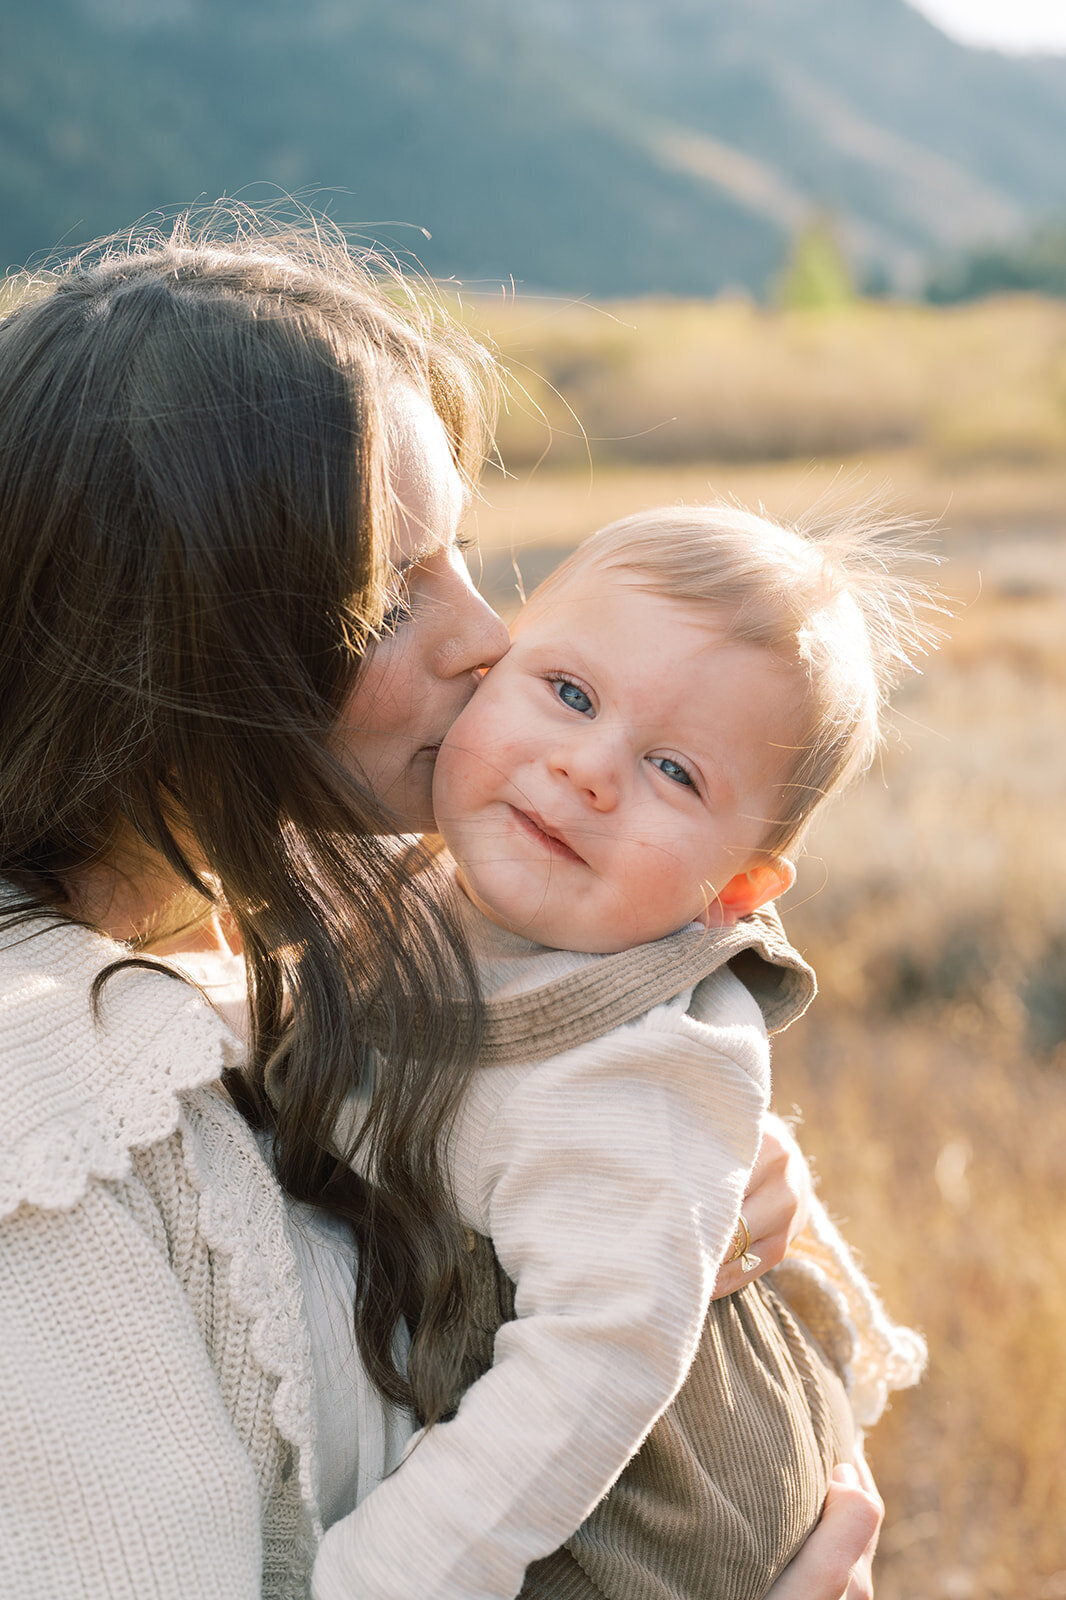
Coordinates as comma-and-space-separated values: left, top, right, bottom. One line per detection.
701, 858, 796, 926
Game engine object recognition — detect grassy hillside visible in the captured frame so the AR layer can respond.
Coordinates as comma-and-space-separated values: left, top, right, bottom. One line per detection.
512, 0, 1066, 273
3, 0, 1066, 293
0, 0, 785, 291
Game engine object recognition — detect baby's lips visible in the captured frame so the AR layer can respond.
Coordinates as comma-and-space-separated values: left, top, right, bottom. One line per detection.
516, 804, 587, 864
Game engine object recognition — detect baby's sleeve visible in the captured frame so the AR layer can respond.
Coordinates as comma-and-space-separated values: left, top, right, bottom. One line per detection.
312, 990, 769, 1600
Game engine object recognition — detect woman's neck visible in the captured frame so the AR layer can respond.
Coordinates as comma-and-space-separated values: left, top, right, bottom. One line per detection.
59, 848, 235, 957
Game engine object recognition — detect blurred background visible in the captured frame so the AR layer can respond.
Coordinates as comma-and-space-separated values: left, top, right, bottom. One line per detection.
3, 1, 1064, 1595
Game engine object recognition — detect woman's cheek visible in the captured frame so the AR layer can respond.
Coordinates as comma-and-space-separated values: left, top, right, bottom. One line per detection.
431, 743, 471, 833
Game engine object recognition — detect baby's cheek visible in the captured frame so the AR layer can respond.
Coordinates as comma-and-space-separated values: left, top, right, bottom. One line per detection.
435, 737, 492, 832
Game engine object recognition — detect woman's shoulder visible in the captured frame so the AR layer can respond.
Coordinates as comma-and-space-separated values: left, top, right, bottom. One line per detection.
0, 905, 243, 1220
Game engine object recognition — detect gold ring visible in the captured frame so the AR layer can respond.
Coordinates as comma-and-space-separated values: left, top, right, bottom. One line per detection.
729, 1214, 752, 1264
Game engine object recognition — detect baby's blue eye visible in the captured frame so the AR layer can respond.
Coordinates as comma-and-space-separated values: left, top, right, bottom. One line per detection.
652, 756, 694, 788
556, 680, 593, 714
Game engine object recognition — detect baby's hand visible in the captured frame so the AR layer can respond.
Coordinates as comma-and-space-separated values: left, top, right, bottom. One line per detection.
711, 1113, 811, 1298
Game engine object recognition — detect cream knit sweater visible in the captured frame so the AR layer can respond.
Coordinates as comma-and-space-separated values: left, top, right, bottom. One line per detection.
0, 906, 322, 1599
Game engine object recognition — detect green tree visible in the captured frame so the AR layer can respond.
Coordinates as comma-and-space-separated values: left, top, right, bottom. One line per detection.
774, 215, 855, 309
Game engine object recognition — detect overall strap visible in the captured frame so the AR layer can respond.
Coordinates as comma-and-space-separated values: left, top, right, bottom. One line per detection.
477, 905, 815, 1067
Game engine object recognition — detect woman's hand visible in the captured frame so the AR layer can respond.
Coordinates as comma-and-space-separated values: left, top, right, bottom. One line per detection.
766, 1455, 884, 1600
712, 1113, 812, 1298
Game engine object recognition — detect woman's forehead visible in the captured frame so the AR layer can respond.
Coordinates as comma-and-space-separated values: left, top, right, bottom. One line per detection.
385, 384, 465, 566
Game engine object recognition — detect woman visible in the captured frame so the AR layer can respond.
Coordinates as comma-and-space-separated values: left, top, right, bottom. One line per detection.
0, 219, 882, 1598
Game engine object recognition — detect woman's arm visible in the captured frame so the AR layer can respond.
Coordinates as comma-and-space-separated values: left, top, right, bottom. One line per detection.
712, 1111, 812, 1298
767, 1456, 884, 1600
0, 1183, 265, 1599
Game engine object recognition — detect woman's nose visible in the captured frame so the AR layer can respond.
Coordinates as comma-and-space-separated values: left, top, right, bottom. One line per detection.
435, 566, 510, 679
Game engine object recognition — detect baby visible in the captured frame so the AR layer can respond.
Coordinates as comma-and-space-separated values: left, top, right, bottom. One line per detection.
319, 503, 929, 1600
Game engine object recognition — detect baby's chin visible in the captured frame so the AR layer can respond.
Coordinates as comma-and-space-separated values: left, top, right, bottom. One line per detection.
456, 878, 703, 954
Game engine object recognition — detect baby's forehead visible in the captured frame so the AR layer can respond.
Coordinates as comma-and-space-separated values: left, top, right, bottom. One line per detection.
513, 564, 813, 719
513, 564, 712, 639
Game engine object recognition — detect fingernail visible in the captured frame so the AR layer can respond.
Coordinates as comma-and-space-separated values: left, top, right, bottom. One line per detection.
832, 1462, 859, 1486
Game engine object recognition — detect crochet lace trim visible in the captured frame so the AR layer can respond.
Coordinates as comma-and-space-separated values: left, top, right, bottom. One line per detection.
0, 917, 243, 1218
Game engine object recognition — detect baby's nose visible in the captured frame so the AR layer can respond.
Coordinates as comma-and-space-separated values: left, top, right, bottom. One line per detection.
549, 736, 619, 810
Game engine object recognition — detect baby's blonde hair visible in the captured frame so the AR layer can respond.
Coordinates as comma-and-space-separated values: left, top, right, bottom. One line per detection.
533, 501, 942, 855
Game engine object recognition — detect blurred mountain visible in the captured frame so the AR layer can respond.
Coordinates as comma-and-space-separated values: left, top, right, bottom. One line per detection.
2, 0, 1065, 294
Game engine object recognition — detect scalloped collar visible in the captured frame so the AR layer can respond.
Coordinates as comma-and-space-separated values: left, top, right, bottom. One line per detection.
0, 905, 243, 1219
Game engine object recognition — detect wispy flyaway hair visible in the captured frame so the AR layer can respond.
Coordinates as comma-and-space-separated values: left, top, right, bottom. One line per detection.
532, 501, 944, 853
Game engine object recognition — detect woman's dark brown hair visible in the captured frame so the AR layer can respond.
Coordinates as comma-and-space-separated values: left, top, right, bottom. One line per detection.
0, 213, 492, 1422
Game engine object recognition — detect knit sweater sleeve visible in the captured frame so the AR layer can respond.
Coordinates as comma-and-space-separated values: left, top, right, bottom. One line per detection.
313, 974, 769, 1600
0, 1175, 265, 1600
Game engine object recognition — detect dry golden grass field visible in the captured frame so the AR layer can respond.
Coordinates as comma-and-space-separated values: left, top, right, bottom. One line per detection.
462, 295, 1066, 1600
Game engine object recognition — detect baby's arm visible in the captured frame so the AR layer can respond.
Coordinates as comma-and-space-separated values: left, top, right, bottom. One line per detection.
313, 994, 769, 1600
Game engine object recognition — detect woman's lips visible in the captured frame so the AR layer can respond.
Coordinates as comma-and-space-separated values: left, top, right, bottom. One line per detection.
508, 804, 585, 864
